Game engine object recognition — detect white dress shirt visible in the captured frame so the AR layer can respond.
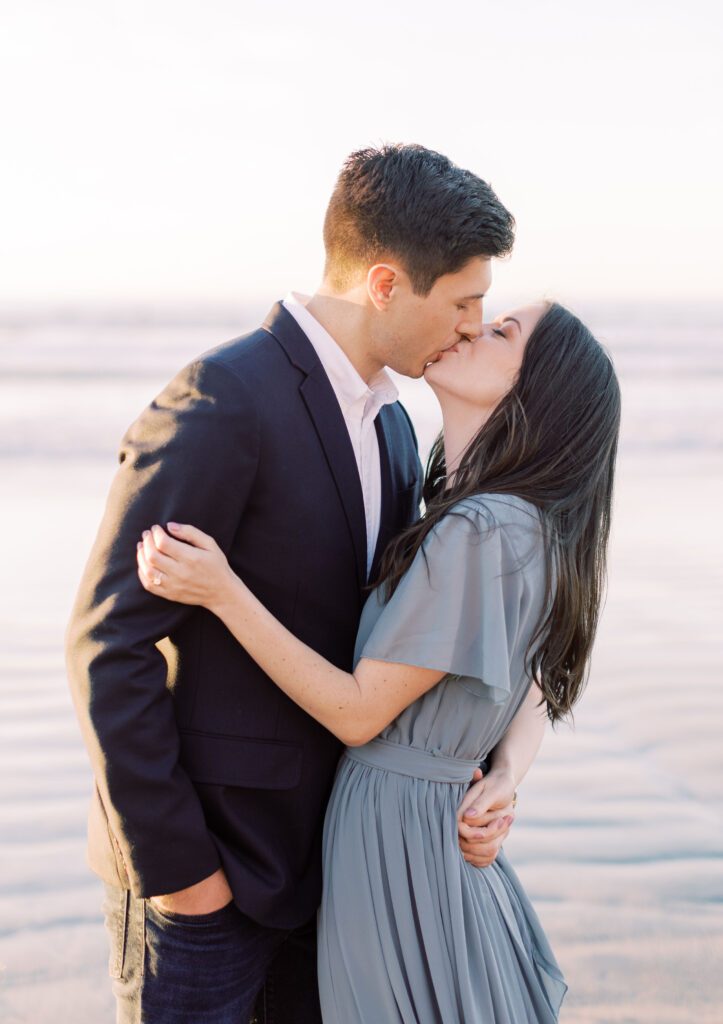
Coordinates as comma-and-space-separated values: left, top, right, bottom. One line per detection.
283, 292, 399, 579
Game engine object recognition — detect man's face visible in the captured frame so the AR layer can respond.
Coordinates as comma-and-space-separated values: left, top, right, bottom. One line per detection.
376, 257, 492, 378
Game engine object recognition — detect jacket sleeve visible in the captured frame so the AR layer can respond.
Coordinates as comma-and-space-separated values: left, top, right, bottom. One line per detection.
65, 356, 259, 897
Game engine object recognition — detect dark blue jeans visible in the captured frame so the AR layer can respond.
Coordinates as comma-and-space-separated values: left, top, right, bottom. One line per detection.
102, 884, 322, 1024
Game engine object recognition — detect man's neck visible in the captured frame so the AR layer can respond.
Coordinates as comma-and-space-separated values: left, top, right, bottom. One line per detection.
305, 291, 383, 384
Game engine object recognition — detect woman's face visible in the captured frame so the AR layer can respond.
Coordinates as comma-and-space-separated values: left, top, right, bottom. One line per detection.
423, 302, 549, 412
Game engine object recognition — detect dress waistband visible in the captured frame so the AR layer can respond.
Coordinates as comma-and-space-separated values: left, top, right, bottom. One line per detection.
343, 737, 481, 783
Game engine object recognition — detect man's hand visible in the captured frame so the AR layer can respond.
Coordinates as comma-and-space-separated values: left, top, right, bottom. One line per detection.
457, 767, 516, 868
150, 867, 233, 916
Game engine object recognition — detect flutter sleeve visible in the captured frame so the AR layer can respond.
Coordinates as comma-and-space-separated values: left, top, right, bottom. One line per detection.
357, 498, 539, 704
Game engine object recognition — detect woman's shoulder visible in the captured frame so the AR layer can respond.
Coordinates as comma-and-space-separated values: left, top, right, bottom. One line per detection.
446, 492, 541, 532
425, 494, 544, 572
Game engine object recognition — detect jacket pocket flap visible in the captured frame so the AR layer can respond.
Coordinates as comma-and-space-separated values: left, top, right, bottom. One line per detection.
179, 732, 303, 790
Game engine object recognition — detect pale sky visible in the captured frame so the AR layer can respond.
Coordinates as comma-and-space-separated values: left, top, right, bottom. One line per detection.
2, 0, 721, 310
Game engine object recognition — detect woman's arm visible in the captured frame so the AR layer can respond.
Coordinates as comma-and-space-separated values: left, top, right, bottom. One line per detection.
138, 523, 444, 747
456, 682, 547, 865
485, 680, 548, 787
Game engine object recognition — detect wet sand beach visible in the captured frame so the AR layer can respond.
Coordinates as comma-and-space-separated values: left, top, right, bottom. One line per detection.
1, 306, 721, 1022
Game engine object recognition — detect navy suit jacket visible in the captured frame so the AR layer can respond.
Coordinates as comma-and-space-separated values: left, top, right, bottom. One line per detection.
66, 303, 423, 928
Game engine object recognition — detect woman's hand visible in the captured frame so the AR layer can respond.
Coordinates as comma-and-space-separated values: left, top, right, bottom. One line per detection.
458, 684, 546, 868
457, 766, 516, 868
137, 522, 237, 613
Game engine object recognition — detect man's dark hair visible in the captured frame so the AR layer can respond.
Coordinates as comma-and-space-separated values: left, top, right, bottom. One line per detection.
323, 143, 515, 296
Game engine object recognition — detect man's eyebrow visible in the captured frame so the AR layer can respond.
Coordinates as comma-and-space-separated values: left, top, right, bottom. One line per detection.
459, 292, 487, 302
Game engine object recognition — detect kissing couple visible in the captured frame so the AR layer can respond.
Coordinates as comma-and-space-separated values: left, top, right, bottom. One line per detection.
67, 143, 620, 1023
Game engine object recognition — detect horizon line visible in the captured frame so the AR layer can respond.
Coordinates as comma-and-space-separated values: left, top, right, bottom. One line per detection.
1, 296, 722, 329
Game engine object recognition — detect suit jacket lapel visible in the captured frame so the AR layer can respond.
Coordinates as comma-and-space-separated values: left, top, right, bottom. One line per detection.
263, 303, 368, 590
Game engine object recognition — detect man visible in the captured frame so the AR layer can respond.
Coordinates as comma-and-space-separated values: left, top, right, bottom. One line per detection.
66, 144, 516, 1023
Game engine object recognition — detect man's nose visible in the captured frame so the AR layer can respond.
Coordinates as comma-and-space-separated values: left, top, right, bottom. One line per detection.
458, 303, 484, 341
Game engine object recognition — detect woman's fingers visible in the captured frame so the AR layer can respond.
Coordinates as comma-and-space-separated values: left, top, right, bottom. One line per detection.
463, 799, 514, 822
461, 836, 506, 867
457, 777, 490, 821
137, 545, 163, 590
461, 802, 514, 829
167, 522, 217, 550
141, 524, 203, 572
144, 523, 190, 561
150, 524, 179, 559
458, 811, 514, 842
136, 523, 212, 565
459, 818, 512, 867
142, 530, 177, 572
459, 769, 515, 823
138, 534, 178, 585
137, 542, 189, 602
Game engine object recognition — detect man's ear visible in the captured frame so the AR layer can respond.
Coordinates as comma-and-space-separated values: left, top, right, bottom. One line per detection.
367, 264, 401, 311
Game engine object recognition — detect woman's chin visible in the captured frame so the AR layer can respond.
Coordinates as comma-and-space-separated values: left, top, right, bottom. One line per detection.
423, 361, 454, 398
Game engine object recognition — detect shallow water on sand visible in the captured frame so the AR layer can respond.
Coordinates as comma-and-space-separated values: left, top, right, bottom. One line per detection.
1, 305, 721, 1022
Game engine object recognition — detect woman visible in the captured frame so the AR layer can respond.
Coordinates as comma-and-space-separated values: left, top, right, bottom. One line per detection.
137, 301, 621, 1023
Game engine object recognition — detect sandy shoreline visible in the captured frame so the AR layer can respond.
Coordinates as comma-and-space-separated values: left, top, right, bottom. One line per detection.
1, 451, 720, 1023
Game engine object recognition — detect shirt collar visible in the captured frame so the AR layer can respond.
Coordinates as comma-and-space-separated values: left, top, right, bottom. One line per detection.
283, 292, 398, 415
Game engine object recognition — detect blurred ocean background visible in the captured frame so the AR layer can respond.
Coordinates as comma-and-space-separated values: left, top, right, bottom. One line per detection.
1, 301, 722, 1023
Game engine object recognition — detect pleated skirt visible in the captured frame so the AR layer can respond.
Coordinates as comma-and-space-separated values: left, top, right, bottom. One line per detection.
318, 746, 567, 1024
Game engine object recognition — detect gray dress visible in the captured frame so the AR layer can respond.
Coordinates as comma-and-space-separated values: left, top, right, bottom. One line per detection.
317, 494, 567, 1023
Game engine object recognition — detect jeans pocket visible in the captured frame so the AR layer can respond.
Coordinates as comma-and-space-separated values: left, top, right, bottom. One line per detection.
145, 898, 236, 928
102, 883, 131, 980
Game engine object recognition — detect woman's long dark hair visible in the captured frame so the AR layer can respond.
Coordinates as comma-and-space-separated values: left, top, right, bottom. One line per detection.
378, 303, 621, 722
